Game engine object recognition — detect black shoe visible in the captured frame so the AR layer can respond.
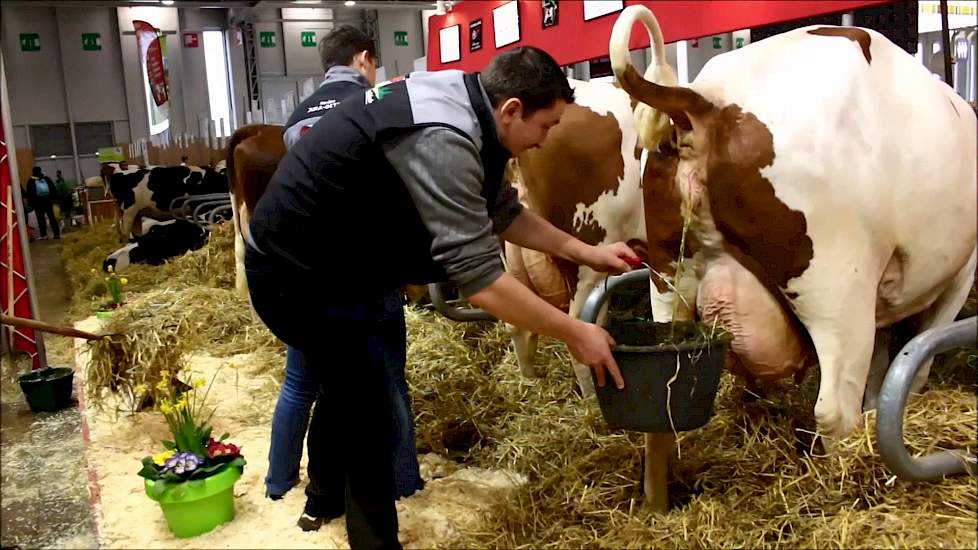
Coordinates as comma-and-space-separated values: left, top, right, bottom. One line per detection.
297, 513, 325, 532
265, 488, 284, 501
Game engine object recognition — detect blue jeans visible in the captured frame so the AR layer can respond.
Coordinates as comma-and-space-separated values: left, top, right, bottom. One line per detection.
264, 307, 425, 500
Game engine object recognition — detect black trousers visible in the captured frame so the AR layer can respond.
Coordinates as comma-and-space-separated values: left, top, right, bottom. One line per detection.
246, 246, 402, 550
34, 200, 59, 238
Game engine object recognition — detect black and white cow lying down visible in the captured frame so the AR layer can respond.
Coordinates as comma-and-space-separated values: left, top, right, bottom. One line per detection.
101, 161, 228, 240
102, 219, 208, 272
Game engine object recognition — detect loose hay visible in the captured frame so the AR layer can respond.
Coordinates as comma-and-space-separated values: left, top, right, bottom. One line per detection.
64, 220, 976, 548
85, 286, 284, 411
62, 221, 237, 317
400, 309, 976, 549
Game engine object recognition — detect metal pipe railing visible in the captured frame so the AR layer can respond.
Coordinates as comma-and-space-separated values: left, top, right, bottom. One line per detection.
876, 316, 977, 481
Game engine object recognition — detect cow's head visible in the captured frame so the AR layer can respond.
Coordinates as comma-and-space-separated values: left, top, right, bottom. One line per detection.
610, 4, 814, 298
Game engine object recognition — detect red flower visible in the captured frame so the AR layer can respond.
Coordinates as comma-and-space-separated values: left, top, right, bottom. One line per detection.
206, 438, 241, 459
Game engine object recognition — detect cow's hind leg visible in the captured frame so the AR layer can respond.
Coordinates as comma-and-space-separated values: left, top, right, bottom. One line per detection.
230, 195, 250, 297
119, 208, 140, 242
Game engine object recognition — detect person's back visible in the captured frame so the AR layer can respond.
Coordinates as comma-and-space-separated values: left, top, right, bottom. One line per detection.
251, 69, 513, 294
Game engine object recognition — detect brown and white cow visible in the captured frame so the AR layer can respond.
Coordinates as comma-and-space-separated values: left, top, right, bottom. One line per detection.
610, 5, 977, 441
225, 124, 287, 296
504, 77, 700, 395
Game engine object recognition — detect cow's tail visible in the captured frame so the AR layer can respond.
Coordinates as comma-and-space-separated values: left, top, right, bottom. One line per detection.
610, 5, 710, 150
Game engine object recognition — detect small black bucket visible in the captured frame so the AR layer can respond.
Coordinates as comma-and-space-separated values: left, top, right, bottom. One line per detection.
18, 367, 75, 413
594, 320, 732, 433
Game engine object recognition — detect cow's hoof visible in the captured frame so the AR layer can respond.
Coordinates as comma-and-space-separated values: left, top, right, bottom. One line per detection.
814, 407, 862, 447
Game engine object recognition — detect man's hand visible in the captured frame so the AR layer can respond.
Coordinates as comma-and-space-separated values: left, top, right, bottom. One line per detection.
578, 242, 641, 275
565, 320, 624, 389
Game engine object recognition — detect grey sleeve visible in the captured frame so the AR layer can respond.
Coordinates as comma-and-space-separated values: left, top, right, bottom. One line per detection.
382, 127, 522, 296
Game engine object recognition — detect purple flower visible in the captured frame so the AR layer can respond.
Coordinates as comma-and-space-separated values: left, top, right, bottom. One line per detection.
163, 451, 203, 475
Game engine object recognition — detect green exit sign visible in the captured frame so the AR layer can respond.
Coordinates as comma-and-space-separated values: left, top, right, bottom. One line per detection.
712, 36, 723, 49
82, 33, 101, 51
394, 31, 408, 46
20, 33, 40, 52
301, 31, 316, 47
260, 31, 276, 48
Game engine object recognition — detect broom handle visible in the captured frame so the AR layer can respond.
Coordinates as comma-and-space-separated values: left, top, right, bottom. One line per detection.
1, 314, 103, 340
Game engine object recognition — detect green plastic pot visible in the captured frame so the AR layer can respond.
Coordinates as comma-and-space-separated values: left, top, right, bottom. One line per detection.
145, 465, 242, 538
95, 310, 113, 320
18, 367, 75, 412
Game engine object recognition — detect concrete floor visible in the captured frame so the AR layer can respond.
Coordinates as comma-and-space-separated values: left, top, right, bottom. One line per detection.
1, 234, 99, 549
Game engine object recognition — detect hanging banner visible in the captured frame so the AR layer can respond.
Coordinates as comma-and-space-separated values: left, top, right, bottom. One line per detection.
133, 20, 168, 107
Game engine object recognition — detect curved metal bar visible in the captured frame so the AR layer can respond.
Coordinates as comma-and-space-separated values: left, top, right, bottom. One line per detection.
192, 199, 231, 222
206, 204, 233, 225
579, 268, 651, 324
876, 316, 978, 481
427, 282, 497, 322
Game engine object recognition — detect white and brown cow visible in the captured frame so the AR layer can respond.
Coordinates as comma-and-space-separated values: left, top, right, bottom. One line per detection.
225, 124, 287, 296
504, 78, 700, 395
610, 5, 977, 441
101, 161, 229, 241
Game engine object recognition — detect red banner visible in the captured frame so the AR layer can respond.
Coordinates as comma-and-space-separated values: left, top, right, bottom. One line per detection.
0, 106, 41, 369
134, 20, 169, 107
426, 0, 895, 72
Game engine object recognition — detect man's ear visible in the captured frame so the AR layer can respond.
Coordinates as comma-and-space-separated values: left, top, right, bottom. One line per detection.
499, 97, 522, 120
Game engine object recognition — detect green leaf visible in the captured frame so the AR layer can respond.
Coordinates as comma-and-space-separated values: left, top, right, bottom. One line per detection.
137, 462, 160, 480
162, 440, 175, 450
219, 432, 230, 442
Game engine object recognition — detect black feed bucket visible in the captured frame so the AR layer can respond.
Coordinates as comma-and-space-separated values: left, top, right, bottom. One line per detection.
594, 320, 732, 433
18, 367, 75, 413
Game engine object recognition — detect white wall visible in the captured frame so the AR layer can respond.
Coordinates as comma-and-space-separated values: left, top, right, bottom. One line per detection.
2, 7, 69, 125
377, 10, 424, 77
282, 7, 333, 76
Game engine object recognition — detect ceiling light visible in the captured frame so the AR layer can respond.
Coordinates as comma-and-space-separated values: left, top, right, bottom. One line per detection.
435, 0, 446, 15
344, 0, 356, 5
161, 0, 174, 5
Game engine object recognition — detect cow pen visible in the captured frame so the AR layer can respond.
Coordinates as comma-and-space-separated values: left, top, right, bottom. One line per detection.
42, 218, 977, 549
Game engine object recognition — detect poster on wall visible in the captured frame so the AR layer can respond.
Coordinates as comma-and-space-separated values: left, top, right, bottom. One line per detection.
583, 0, 624, 21
439, 24, 461, 63
542, 0, 558, 28
469, 19, 483, 51
493, 1, 520, 48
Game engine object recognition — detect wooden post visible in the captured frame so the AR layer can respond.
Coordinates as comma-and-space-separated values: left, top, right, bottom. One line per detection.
643, 432, 675, 513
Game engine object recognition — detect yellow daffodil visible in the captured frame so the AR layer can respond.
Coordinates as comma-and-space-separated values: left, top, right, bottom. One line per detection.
133, 384, 148, 397
120, 278, 128, 286
160, 370, 170, 380
192, 378, 206, 389
107, 264, 113, 273
175, 394, 189, 411
156, 379, 169, 392
152, 449, 175, 466
159, 401, 174, 415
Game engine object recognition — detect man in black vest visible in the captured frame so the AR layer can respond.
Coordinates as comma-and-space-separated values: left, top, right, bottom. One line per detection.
246, 47, 637, 549
264, 25, 426, 529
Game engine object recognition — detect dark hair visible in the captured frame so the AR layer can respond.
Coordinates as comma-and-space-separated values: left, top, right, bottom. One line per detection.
32, 167, 42, 177
318, 25, 377, 73
481, 46, 574, 115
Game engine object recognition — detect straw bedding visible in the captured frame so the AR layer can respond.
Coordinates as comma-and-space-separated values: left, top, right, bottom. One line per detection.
61, 221, 977, 548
